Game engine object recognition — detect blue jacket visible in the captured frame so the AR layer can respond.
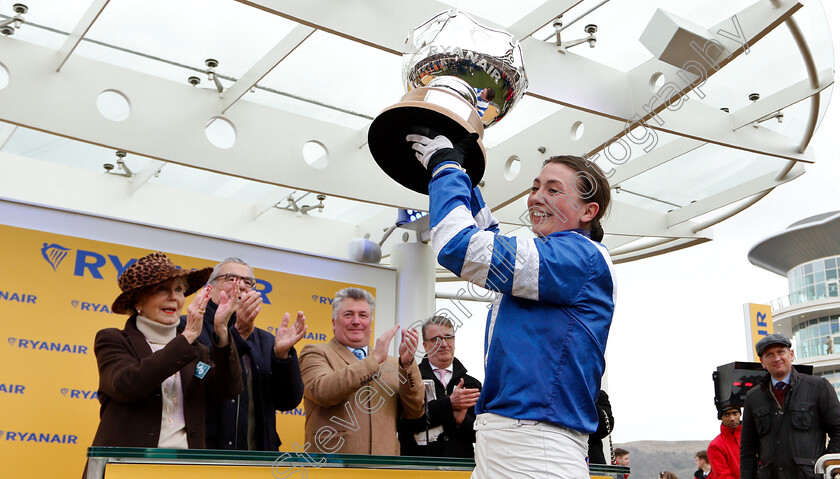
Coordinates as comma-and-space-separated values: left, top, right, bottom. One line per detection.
183, 300, 304, 450
429, 165, 616, 434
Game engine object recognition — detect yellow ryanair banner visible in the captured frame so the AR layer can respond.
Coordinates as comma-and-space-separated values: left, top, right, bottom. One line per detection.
744, 303, 773, 361
0, 224, 371, 478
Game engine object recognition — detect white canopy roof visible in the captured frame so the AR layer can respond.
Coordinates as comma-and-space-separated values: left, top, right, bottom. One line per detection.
0, 0, 834, 274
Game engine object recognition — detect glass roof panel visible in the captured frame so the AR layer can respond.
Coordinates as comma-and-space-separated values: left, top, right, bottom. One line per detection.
3, 0, 91, 41
438, 0, 549, 28
70, 32, 203, 86
588, 128, 682, 182
619, 143, 790, 207
482, 96, 564, 149
612, 193, 675, 215
686, 1, 834, 124
245, 88, 371, 129
259, 30, 405, 119
1, 122, 148, 172
0, 121, 391, 224
84, 0, 298, 79
529, 0, 834, 87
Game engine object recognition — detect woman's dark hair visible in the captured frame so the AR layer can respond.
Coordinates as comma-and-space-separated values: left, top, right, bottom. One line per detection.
542, 155, 611, 242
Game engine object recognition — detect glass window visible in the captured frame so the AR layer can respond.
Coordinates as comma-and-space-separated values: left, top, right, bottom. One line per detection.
833, 321, 839, 333
828, 269, 838, 281
820, 322, 830, 336
816, 271, 826, 283
806, 274, 815, 285
826, 258, 837, 269
805, 263, 814, 274
815, 261, 826, 272
814, 283, 826, 299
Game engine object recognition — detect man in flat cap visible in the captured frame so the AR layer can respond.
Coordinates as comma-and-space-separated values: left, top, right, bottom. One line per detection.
741, 333, 840, 479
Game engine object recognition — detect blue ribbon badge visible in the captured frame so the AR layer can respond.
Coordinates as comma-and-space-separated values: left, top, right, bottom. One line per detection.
194, 361, 210, 379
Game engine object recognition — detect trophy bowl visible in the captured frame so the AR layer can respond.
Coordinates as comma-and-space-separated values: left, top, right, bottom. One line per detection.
368, 10, 528, 194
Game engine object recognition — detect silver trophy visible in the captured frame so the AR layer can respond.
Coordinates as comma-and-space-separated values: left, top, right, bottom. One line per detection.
369, 10, 528, 194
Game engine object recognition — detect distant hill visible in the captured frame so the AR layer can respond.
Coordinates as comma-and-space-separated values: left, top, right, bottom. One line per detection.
614, 440, 711, 479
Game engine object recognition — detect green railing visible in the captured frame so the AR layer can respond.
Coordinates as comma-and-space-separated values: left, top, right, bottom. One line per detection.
86, 447, 630, 477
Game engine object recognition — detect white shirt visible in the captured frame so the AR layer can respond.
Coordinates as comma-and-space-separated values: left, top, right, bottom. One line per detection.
136, 315, 188, 449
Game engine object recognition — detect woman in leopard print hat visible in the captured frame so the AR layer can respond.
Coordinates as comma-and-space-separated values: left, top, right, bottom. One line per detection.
88, 252, 242, 453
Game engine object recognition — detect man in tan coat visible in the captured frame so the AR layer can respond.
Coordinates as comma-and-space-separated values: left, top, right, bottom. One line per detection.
300, 287, 425, 455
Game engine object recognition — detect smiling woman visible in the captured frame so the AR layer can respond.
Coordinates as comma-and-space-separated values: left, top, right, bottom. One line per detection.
88, 252, 242, 457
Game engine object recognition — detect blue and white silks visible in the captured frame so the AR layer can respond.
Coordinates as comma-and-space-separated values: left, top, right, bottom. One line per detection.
429, 164, 617, 434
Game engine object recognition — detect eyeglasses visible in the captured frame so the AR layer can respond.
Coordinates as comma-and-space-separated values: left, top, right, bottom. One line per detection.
424, 335, 455, 344
210, 273, 256, 289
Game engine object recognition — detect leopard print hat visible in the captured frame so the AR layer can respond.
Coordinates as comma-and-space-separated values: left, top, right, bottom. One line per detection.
111, 252, 213, 315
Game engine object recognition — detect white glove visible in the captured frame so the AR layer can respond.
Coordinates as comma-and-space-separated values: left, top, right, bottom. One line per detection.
405, 134, 453, 169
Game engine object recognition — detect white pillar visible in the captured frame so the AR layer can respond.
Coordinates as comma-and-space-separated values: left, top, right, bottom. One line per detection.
390, 242, 436, 332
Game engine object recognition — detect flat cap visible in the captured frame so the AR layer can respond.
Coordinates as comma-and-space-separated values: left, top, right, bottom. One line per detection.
755, 333, 791, 357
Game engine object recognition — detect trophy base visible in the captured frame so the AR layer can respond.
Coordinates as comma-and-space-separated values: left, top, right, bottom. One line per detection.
368, 95, 485, 195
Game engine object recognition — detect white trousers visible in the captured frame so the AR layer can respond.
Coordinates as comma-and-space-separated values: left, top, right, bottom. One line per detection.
471, 413, 589, 479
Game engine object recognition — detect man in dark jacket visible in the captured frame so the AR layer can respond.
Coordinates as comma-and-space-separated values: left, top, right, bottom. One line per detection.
189, 258, 307, 451
399, 316, 481, 458
741, 333, 840, 479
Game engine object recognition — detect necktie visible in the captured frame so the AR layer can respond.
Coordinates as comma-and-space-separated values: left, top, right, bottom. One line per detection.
773, 381, 788, 407
352, 348, 366, 360
434, 368, 448, 386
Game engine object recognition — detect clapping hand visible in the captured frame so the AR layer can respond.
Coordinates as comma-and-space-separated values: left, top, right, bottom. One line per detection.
183, 285, 211, 344
273, 311, 307, 359
372, 325, 420, 368
234, 289, 263, 341
449, 378, 480, 425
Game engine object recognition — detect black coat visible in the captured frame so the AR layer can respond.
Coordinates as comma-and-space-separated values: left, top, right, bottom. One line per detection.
398, 357, 482, 458
587, 389, 614, 464
185, 300, 304, 451
741, 368, 840, 479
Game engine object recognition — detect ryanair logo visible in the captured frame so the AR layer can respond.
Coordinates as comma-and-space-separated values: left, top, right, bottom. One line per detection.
278, 407, 305, 416
0, 383, 25, 394
41, 243, 70, 272
70, 300, 112, 314
7, 337, 88, 355
37, 244, 275, 304
266, 327, 326, 342
60, 388, 98, 400
0, 430, 78, 444
311, 295, 334, 305
0, 291, 36, 304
